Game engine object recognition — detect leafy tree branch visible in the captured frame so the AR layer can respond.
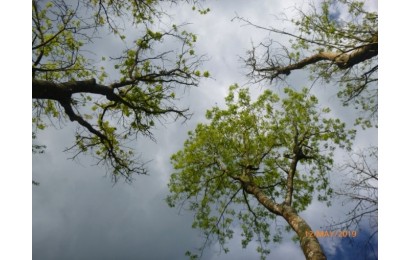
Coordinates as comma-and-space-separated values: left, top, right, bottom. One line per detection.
236, 0, 378, 125
32, 0, 210, 180
167, 86, 355, 259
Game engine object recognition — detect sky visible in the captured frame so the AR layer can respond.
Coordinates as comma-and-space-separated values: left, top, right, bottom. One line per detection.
5, 0, 409, 259
30, 0, 380, 259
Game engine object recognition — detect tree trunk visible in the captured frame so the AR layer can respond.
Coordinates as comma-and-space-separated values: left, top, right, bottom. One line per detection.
281, 205, 326, 260
243, 182, 326, 260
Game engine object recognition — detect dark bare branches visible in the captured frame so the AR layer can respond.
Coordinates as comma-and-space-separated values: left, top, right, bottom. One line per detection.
325, 147, 377, 258
334, 147, 378, 230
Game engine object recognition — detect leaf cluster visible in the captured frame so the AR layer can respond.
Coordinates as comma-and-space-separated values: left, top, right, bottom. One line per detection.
167, 85, 355, 259
32, 0, 210, 180
241, 0, 378, 127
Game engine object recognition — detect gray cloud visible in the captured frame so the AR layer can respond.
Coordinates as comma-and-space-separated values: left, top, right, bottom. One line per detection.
33, 1, 377, 260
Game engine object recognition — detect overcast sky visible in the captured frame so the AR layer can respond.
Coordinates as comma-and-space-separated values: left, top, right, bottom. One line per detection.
28, 0, 383, 259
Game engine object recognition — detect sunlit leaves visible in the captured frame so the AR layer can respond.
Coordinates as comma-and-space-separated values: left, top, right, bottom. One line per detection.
168, 86, 354, 259
32, 0, 209, 179
290, 0, 378, 123
245, 0, 377, 128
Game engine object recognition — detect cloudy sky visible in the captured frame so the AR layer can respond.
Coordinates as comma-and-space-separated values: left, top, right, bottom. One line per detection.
7, 0, 401, 259
30, 0, 380, 259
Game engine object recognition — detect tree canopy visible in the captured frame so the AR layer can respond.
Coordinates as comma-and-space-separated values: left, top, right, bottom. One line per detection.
32, 0, 209, 181
31, 0, 378, 259
240, 0, 377, 126
233, 1, 378, 254
167, 85, 356, 259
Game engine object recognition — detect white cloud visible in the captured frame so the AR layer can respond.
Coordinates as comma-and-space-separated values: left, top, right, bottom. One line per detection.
32, 1, 377, 259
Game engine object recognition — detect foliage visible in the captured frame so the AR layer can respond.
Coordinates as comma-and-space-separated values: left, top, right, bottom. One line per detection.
239, 0, 378, 127
234, 1, 378, 256
32, 0, 209, 181
167, 85, 355, 259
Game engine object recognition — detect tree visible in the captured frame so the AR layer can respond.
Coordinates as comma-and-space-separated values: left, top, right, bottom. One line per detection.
234, 1, 378, 255
32, 0, 209, 181
238, 0, 378, 126
328, 146, 378, 259
167, 85, 356, 260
